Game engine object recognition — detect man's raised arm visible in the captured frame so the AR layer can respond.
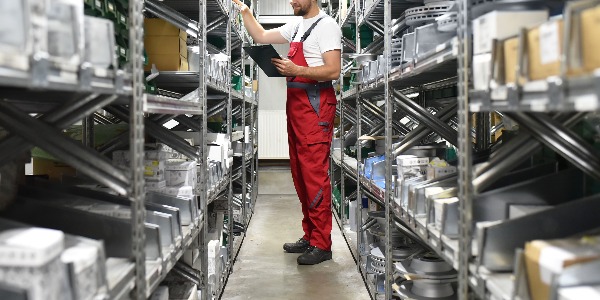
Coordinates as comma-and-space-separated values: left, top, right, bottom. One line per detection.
233, 0, 288, 44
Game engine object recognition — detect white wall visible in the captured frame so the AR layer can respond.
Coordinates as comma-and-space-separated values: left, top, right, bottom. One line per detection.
259, 0, 293, 15
258, 44, 290, 159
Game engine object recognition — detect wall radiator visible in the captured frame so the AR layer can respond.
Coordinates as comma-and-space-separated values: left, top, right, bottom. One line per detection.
258, 110, 289, 159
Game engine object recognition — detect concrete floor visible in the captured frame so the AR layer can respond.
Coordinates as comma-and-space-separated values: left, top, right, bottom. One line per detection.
221, 167, 370, 300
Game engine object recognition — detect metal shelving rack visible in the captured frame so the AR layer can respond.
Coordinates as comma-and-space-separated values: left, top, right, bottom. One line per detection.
332, 0, 469, 299
0, 0, 258, 299
460, 1, 600, 300
333, 0, 600, 299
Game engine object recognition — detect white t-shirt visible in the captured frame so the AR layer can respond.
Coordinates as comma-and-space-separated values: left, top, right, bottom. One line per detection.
277, 10, 342, 67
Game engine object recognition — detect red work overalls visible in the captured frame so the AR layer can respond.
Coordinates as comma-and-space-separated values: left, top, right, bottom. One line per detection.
286, 17, 337, 251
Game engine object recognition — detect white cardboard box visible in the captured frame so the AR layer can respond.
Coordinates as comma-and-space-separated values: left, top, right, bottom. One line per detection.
427, 165, 457, 180
165, 160, 197, 188
472, 10, 548, 55
473, 53, 493, 90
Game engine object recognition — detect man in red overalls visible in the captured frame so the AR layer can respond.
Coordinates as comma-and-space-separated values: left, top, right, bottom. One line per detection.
234, 0, 341, 265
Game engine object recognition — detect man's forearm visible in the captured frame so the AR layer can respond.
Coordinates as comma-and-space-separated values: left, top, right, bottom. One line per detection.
295, 65, 340, 81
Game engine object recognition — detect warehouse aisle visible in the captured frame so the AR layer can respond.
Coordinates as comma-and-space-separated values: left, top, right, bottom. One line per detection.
222, 166, 370, 300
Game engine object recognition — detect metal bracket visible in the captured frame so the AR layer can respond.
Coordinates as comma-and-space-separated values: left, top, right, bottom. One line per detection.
79, 64, 93, 92
506, 85, 520, 110
547, 78, 566, 111
115, 70, 125, 94
30, 53, 49, 87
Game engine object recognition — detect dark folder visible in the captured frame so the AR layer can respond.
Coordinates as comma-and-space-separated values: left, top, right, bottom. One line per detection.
243, 45, 286, 77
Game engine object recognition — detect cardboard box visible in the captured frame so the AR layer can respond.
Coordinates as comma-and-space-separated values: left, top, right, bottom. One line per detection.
144, 18, 186, 37
144, 54, 188, 72
580, 5, 600, 74
525, 236, 600, 300
527, 18, 564, 81
473, 10, 548, 55
144, 19, 188, 72
396, 156, 429, 179
503, 37, 519, 84
426, 165, 457, 180
31, 157, 77, 181
145, 36, 187, 57
165, 160, 197, 188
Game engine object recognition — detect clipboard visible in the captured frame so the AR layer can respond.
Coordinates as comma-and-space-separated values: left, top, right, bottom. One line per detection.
243, 45, 286, 77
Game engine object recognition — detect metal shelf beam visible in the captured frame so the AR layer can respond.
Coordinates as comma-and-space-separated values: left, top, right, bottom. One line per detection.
0, 101, 130, 195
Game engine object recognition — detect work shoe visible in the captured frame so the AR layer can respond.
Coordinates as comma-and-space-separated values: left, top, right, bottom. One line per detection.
297, 246, 332, 265
283, 238, 310, 253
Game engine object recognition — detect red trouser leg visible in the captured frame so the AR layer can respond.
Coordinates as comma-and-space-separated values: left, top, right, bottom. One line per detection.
287, 86, 337, 251
287, 113, 313, 241
297, 141, 333, 251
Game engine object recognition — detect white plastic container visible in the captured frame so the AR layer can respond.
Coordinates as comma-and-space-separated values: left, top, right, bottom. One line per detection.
402, 32, 416, 62
46, 0, 83, 71
0, 227, 72, 300
0, 1, 43, 72
414, 23, 455, 59
84, 16, 117, 70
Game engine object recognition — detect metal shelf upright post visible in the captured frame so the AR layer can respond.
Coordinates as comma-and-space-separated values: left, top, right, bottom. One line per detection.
199, 0, 209, 299
456, 1, 473, 299
382, 0, 393, 299
240, 38, 248, 235
129, 0, 147, 298
226, 0, 235, 274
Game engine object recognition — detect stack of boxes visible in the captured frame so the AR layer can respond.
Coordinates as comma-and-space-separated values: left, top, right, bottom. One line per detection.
144, 18, 189, 72
475, 3, 600, 91
164, 160, 197, 198
113, 143, 198, 196
525, 235, 600, 300
503, 4, 600, 84
471, 10, 549, 90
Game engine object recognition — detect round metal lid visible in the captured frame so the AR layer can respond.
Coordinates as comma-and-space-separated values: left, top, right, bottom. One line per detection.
394, 280, 457, 300
394, 252, 457, 279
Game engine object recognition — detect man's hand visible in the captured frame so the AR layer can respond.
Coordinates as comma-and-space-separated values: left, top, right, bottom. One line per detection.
272, 58, 300, 77
232, 0, 249, 13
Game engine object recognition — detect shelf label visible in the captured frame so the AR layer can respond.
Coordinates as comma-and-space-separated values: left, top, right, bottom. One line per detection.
574, 94, 599, 111
531, 102, 547, 112
540, 22, 560, 65
436, 44, 447, 53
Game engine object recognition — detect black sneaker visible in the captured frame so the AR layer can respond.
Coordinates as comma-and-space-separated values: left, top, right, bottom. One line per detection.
297, 246, 332, 265
283, 238, 310, 253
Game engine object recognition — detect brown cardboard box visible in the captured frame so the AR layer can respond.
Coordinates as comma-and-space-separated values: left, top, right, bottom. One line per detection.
527, 19, 564, 81
581, 5, 600, 73
144, 18, 187, 38
503, 37, 519, 84
525, 236, 600, 300
31, 157, 77, 181
145, 54, 188, 72
145, 36, 188, 58
144, 18, 188, 71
